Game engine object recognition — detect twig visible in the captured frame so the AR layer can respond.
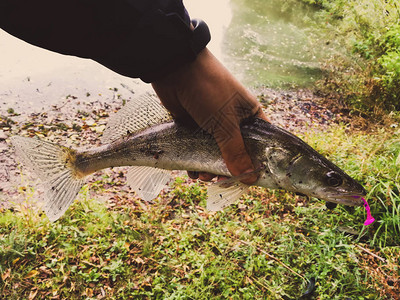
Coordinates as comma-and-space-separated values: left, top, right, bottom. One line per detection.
248, 274, 276, 295
355, 244, 386, 263
237, 238, 307, 282
235, 259, 277, 295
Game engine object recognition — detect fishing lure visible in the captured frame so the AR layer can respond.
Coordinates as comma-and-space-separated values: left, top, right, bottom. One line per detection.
362, 197, 375, 226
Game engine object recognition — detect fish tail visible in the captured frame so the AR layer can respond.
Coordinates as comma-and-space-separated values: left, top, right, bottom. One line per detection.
11, 136, 85, 222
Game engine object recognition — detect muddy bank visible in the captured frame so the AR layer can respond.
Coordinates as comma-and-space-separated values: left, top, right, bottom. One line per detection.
0, 86, 343, 209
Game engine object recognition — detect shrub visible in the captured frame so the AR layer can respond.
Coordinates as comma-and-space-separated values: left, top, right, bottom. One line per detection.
302, 0, 400, 113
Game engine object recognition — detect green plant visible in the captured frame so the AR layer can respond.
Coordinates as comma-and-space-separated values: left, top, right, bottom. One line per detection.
1, 124, 399, 298
300, 0, 400, 113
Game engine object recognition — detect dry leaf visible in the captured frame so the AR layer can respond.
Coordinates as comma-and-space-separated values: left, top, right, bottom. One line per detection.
124, 242, 130, 251
24, 270, 39, 279
85, 288, 93, 297
1, 269, 11, 281
28, 289, 38, 300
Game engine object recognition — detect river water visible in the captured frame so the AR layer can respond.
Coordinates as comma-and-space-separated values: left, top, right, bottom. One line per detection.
185, 0, 332, 88
0, 0, 333, 114
223, 0, 332, 88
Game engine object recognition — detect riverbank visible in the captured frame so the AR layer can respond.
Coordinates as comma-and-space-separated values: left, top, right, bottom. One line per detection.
2, 69, 399, 299
299, 0, 400, 113
1, 88, 399, 298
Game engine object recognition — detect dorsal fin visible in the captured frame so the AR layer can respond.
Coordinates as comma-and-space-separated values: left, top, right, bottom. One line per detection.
102, 93, 172, 143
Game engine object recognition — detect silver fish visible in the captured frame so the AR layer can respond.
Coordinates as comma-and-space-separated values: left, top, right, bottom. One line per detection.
11, 93, 365, 221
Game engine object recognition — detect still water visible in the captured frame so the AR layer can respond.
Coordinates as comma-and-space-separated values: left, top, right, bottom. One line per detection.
185, 0, 331, 88
222, 0, 332, 88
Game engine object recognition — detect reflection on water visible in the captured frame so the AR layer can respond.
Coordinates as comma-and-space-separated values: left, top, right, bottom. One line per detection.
222, 0, 332, 88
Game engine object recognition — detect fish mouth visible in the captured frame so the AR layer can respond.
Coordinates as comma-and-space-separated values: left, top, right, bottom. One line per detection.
324, 193, 364, 206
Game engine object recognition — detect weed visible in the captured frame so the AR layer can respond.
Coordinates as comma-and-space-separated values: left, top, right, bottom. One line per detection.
301, 0, 400, 114
0, 115, 16, 128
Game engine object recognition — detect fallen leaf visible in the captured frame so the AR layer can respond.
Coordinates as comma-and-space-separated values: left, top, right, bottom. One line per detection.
134, 257, 145, 264
86, 288, 94, 297
124, 242, 130, 251
24, 270, 39, 279
28, 289, 38, 300
1, 268, 11, 281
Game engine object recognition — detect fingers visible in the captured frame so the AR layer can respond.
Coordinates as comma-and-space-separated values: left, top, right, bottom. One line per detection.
152, 48, 264, 185
187, 171, 217, 181
216, 175, 230, 182
188, 124, 260, 185
216, 128, 259, 185
187, 171, 199, 179
199, 172, 216, 181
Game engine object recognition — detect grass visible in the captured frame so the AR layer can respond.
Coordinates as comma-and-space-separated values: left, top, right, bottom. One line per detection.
304, 125, 400, 246
1, 124, 399, 299
299, 0, 400, 113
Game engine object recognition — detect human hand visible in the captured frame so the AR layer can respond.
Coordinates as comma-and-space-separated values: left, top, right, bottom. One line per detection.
151, 48, 269, 185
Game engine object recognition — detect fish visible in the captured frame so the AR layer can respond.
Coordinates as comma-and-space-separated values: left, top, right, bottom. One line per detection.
10, 93, 366, 221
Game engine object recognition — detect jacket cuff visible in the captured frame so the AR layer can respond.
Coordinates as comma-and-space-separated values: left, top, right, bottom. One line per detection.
95, 12, 211, 83
139, 18, 211, 83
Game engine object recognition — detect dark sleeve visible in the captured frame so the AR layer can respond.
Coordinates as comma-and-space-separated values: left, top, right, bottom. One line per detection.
0, 0, 210, 82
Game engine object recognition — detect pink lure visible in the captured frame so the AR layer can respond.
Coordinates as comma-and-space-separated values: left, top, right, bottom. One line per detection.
362, 197, 375, 226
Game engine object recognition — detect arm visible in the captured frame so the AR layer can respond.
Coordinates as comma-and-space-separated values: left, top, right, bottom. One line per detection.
1, 0, 267, 184
0, 0, 205, 82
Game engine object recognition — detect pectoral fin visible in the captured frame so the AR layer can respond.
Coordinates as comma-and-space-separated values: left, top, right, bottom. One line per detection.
207, 179, 249, 211
126, 166, 171, 201
206, 167, 265, 211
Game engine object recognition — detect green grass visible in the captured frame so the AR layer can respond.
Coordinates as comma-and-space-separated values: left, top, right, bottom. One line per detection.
303, 126, 400, 247
300, 0, 400, 113
1, 125, 399, 299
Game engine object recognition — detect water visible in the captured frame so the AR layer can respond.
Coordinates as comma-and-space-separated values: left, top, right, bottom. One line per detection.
0, 29, 152, 114
221, 0, 332, 88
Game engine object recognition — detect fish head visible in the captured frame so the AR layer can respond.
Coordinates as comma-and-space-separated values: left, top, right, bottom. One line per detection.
276, 150, 366, 206
243, 118, 365, 206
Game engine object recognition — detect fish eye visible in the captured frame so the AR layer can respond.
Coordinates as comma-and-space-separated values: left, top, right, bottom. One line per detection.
326, 171, 343, 187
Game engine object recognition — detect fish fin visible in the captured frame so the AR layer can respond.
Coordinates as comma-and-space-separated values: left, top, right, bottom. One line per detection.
126, 166, 171, 201
43, 172, 84, 222
207, 180, 249, 211
102, 93, 172, 143
10, 136, 85, 222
